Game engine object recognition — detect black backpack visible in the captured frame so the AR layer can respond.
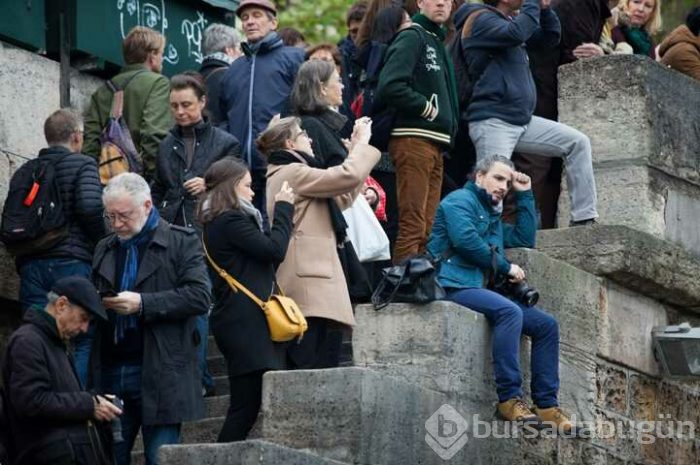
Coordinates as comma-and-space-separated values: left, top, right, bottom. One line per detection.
0, 153, 71, 257
448, 7, 493, 116
351, 26, 426, 152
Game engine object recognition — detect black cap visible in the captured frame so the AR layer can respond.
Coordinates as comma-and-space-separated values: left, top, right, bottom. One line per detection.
51, 276, 108, 321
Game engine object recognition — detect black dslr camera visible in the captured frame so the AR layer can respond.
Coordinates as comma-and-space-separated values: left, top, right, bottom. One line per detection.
488, 245, 539, 307
492, 278, 540, 307
109, 397, 124, 443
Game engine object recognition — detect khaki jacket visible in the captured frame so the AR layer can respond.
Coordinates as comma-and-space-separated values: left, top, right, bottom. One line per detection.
266, 143, 380, 326
660, 25, 700, 82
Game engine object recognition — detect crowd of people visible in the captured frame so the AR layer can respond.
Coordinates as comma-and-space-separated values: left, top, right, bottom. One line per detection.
2, 0, 699, 464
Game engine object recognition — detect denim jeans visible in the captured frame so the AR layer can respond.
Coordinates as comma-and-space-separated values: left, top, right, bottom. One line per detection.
447, 288, 560, 408
19, 257, 93, 385
196, 314, 214, 391
102, 364, 181, 465
469, 116, 598, 223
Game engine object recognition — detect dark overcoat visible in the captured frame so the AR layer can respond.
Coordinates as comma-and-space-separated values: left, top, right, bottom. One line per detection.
90, 219, 211, 425
2, 310, 102, 464
203, 202, 294, 376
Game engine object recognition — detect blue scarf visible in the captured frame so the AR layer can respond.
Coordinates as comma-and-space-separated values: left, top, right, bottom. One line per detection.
114, 207, 160, 343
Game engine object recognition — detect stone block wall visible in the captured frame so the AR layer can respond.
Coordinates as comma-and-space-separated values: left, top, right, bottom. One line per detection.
557, 55, 700, 257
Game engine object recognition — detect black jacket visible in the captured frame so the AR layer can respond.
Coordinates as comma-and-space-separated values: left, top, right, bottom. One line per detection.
90, 219, 211, 425
16, 146, 105, 269
2, 309, 105, 465
151, 121, 241, 230
200, 57, 230, 126
203, 202, 293, 376
299, 109, 348, 169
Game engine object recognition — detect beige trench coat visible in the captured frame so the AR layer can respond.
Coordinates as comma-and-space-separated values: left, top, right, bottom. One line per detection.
266, 144, 381, 326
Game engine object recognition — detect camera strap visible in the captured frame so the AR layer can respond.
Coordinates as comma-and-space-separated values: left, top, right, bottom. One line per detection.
487, 245, 500, 289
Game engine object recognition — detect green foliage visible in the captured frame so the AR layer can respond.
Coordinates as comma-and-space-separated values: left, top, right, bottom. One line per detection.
275, 0, 354, 45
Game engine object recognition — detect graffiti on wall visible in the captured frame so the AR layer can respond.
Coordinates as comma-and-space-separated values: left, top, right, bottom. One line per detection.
117, 0, 210, 67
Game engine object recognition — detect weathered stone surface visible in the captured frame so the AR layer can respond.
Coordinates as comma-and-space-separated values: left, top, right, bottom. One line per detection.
352, 301, 495, 410
558, 54, 700, 181
159, 440, 347, 465
557, 164, 700, 258
537, 225, 700, 311
0, 41, 102, 159
252, 367, 449, 465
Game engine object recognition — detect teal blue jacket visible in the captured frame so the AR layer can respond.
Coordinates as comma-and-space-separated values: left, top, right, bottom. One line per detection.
427, 181, 537, 289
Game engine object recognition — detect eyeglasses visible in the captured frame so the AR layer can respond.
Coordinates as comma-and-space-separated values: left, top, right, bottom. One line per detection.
103, 209, 137, 224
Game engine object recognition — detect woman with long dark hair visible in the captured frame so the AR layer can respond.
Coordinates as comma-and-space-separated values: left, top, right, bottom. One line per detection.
199, 158, 295, 441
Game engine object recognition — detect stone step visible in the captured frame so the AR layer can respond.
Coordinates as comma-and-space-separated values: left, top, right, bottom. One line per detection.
535, 225, 700, 311
160, 439, 348, 465
131, 416, 225, 463
250, 367, 452, 465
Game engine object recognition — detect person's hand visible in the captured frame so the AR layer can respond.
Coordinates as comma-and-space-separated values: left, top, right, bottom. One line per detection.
511, 171, 531, 192
363, 187, 378, 206
351, 117, 372, 147
93, 395, 122, 422
102, 291, 142, 315
573, 43, 604, 59
275, 181, 295, 204
508, 264, 526, 282
183, 176, 206, 196
540, 0, 551, 9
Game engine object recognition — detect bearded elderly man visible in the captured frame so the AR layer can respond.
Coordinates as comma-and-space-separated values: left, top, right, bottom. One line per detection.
2, 276, 121, 465
427, 155, 578, 435
89, 173, 211, 465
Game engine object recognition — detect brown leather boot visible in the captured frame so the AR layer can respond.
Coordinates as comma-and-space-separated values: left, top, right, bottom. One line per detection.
535, 406, 579, 436
496, 398, 539, 423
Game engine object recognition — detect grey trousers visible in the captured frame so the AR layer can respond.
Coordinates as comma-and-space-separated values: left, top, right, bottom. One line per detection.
469, 116, 598, 222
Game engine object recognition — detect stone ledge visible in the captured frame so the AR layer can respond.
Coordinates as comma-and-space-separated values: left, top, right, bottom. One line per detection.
559, 54, 700, 183
159, 440, 347, 465
536, 225, 700, 311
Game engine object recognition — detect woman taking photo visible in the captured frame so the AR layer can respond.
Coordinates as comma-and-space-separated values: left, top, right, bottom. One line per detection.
258, 116, 380, 369
610, 0, 662, 58
199, 158, 295, 442
151, 72, 241, 397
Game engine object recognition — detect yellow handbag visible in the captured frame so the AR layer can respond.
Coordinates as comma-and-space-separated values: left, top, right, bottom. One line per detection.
202, 238, 307, 342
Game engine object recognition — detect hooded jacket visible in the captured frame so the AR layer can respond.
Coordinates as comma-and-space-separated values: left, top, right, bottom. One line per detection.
458, 0, 561, 125
219, 32, 304, 171
659, 25, 700, 82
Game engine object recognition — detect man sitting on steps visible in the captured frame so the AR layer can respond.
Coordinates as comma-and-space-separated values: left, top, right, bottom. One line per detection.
427, 155, 576, 434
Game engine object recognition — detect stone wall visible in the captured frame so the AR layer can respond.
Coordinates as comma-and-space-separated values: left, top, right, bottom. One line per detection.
0, 41, 103, 301
557, 55, 700, 257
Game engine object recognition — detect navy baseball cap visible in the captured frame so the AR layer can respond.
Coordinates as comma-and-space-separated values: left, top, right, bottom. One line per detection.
51, 276, 108, 321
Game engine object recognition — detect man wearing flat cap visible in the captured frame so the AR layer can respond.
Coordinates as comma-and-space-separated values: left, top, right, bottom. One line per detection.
220, 0, 304, 226
1, 276, 122, 465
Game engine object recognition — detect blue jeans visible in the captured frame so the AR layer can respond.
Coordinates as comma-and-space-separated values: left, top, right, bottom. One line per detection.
102, 364, 181, 465
448, 288, 560, 408
196, 314, 214, 391
19, 257, 93, 385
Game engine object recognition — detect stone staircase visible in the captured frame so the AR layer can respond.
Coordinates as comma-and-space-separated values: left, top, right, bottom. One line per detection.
155, 55, 700, 464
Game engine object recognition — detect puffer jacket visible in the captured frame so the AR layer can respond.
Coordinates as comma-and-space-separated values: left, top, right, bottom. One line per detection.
151, 120, 241, 230
15, 146, 105, 269
219, 32, 304, 171
660, 25, 700, 82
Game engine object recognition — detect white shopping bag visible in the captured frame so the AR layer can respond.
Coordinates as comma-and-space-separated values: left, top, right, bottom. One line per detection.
342, 195, 391, 262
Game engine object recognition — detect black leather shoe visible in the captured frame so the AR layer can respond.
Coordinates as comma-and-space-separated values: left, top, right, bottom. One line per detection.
569, 218, 597, 227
